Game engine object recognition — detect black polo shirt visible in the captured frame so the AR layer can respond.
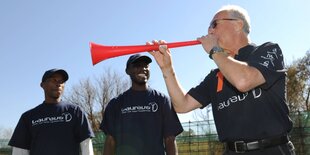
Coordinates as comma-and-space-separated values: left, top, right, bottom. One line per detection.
188, 42, 293, 142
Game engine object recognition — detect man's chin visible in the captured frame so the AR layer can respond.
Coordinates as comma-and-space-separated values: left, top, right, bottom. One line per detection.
52, 92, 62, 99
136, 81, 147, 85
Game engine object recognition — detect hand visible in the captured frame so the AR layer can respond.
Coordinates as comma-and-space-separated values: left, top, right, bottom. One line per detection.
147, 40, 173, 72
197, 34, 219, 54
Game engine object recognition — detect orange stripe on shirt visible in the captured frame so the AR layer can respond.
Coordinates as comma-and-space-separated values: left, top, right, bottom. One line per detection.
216, 72, 224, 92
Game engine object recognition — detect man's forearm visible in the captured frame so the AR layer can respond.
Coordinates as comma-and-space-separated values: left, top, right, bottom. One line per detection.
103, 135, 116, 155
165, 136, 178, 155
162, 67, 188, 113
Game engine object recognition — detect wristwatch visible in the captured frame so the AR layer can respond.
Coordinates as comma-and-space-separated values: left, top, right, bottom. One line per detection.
209, 46, 224, 59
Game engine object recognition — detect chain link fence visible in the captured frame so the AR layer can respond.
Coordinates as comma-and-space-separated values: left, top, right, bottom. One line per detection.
1, 111, 310, 155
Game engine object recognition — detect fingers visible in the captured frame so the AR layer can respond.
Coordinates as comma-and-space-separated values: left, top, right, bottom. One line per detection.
159, 45, 169, 55
146, 40, 167, 53
150, 40, 166, 45
146, 40, 166, 45
196, 35, 220, 54
158, 40, 166, 44
146, 41, 152, 45
146, 40, 159, 46
146, 40, 157, 53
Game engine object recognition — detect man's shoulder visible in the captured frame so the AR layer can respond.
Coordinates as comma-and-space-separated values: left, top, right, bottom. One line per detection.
107, 90, 128, 106
18, 103, 48, 120
257, 42, 280, 50
260, 41, 278, 46
22, 103, 44, 114
148, 87, 169, 99
63, 101, 80, 107
114, 90, 130, 100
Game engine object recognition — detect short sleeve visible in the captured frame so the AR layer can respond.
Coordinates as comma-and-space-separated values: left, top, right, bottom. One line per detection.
162, 97, 183, 138
188, 70, 216, 108
100, 99, 116, 136
247, 42, 286, 89
8, 113, 31, 149
75, 107, 95, 143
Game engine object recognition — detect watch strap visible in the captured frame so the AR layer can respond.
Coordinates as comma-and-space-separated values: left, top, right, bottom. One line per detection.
209, 46, 224, 59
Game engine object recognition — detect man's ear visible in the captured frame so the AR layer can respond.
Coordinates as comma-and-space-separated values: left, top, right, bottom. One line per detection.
40, 82, 44, 88
125, 68, 129, 75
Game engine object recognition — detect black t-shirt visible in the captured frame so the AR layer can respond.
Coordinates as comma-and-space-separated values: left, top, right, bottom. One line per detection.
100, 87, 183, 155
9, 101, 94, 155
188, 42, 293, 142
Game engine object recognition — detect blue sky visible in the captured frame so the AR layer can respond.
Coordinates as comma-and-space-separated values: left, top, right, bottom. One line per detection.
1, 0, 309, 129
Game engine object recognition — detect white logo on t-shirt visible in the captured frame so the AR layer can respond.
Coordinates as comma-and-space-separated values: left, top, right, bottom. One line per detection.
121, 102, 159, 114
31, 112, 72, 126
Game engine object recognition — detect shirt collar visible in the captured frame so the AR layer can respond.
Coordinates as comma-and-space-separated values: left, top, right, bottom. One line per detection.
234, 43, 256, 60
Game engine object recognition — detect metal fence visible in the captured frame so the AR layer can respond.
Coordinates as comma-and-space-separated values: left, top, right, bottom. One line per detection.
289, 111, 310, 155
1, 111, 310, 155
175, 112, 310, 155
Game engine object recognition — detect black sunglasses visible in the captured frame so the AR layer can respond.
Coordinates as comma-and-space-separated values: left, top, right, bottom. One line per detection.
209, 18, 239, 29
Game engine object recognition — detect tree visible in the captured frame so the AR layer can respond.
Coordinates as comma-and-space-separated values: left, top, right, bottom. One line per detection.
0, 126, 13, 148
285, 50, 310, 154
64, 68, 130, 131
64, 78, 98, 130
0, 126, 12, 140
95, 68, 130, 122
286, 50, 310, 112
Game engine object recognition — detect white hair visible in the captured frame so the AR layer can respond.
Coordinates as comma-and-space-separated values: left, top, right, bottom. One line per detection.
217, 5, 251, 34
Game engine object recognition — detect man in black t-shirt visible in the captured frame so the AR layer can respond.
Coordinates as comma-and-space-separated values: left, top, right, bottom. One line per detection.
100, 54, 183, 155
9, 68, 94, 155
148, 5, 295, 155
